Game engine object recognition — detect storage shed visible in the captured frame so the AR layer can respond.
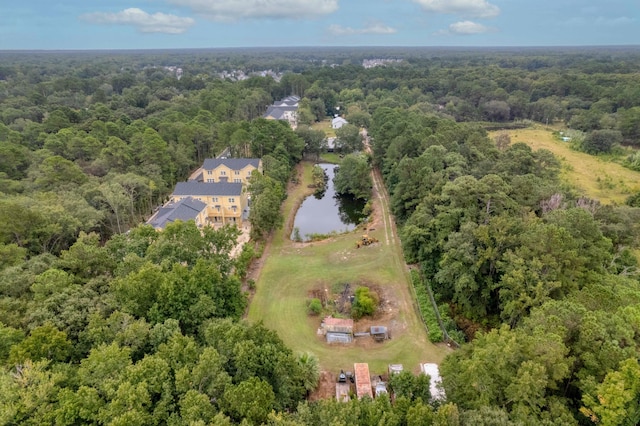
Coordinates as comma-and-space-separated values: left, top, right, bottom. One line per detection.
322, 317, 354, 344
388, 364, 403, 375
354, 363, 373, 399
370, 326, 388, 341
420, 363, 445, 401
336, 382, 350, 402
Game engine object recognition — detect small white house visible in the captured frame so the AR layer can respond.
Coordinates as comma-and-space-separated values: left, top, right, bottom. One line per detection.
332, 116, 348, 129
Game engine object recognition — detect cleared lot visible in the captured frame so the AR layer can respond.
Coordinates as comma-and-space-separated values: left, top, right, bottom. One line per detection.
247, 161, 449, 374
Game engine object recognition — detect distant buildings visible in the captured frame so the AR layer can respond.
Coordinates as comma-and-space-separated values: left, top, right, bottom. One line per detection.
199, 158, 262, 185
332, 116, 348, 129
263, 95, 300, 129
362, 58, 403, 68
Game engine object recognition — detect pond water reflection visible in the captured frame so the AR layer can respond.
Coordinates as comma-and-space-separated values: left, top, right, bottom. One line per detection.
290, 164, 366, 241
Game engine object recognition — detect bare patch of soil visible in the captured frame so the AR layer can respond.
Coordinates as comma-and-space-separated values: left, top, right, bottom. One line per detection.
309, 371, 338, 401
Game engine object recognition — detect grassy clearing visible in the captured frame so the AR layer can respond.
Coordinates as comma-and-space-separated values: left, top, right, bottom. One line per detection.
491, 127, 640, 204
311, 119, 336, 137
248, 162, 449, 374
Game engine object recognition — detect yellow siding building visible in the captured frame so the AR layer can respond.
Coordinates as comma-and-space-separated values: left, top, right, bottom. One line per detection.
172, 182, 247, 227
201, 158, 262, 185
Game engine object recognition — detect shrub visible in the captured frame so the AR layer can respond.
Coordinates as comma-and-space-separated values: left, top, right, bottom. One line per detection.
307, 298, 322, 315
247, 279, 256, 290
351, 286, 378, 319
411, 270, 443, 342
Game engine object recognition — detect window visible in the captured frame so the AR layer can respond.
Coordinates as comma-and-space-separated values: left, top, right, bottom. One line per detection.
235, 170, 240, 175
234, 178, 241, 183
220, 170, 226, 175
212, 197, 218, 202
228, 198, 235, 203
207, 179, 214, 183
207, 170, 212, 175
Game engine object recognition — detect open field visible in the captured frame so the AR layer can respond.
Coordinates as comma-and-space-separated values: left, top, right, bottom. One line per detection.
491, 127, 640, 204
248, 162, 449, 374
311, 119, 336, 137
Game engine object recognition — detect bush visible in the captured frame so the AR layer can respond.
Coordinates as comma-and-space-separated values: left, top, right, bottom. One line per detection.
351, 286, 378, 319
579, 129, 622, 154
307, 298, 322, 315
292, 227, 302, 242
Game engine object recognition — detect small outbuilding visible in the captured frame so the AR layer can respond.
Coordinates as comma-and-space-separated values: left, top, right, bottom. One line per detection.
336, 382, 350, 402
370, 326, 388, 341
326, 137, 336, 152
420, 363, 446, 401
388, 364, 404, 375
332, 116, 348, 129
322, 317, 354, 344
354, 363, 373, 399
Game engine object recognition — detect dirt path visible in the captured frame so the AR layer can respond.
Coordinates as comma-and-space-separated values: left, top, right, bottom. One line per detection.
362, 128, 392, 247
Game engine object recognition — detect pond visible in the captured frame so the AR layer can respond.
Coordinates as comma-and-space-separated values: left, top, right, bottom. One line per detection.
290, 163, 367, 241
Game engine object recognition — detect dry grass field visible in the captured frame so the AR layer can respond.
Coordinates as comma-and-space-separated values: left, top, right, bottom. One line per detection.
491, 127, 640, 204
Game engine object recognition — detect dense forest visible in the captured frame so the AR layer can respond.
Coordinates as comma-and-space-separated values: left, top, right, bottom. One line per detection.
1, 46, 640, 425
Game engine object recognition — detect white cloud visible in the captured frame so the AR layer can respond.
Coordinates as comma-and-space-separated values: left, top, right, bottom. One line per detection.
168, 0, 338, 21
449, 20, 492, 34
413, 0, 499, 18
434, 20, 495, 35
81, 8, 195, 34
566, 15, 634, 27
594, 16, 635, 26
328, 22, 397, 36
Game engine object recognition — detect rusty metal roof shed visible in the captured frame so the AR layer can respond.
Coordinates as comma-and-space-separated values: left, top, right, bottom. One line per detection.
354, 363, 373, 399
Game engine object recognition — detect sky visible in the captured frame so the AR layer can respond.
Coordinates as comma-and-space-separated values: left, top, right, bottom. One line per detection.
1, 0, 638, 50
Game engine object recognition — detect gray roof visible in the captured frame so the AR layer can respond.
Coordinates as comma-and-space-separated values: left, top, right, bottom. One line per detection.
173, 181, 242, 197
370, 326, 388, 335
263, 95, 299, 119
202, 158, 261, 171
263, 105, 297, 120
148, 197, 206, 229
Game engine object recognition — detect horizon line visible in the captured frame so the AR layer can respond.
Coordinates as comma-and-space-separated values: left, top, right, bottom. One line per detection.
1, 44, 640, 53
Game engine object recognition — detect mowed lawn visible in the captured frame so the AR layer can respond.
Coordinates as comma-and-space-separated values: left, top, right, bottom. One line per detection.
248, 162, 449, 374
491, 127, 640, 204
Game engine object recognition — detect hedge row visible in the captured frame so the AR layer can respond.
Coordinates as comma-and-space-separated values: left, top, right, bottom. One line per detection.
410, 269, 443, 342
